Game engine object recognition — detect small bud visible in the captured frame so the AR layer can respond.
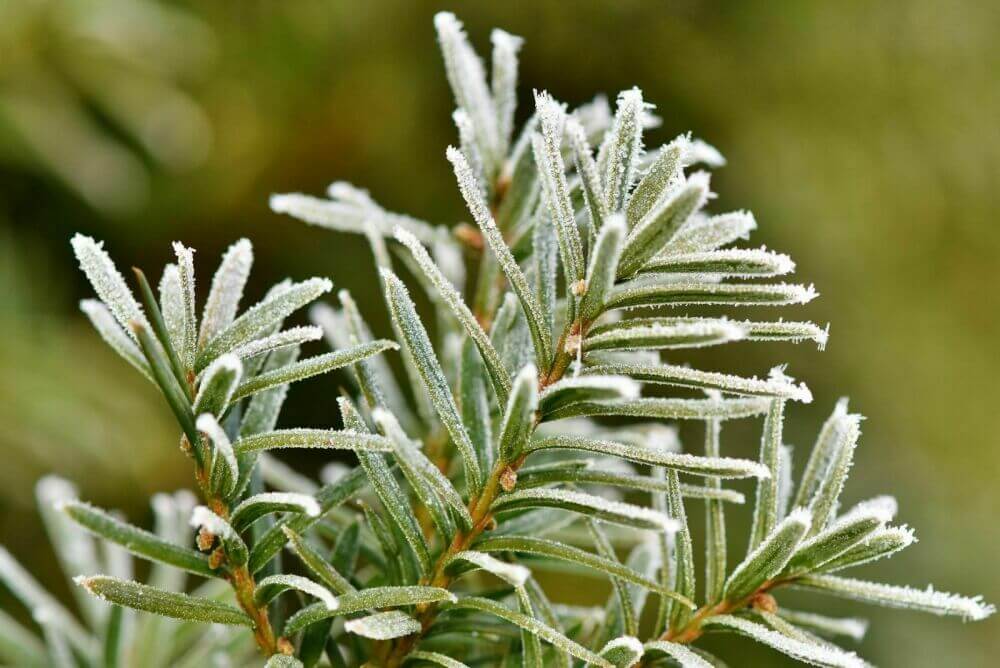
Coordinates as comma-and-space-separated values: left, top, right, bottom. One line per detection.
208, 547, 226, 570
500, 466, 518, 492
484, 516, 498, 531
197, 527, 216, 552
571, 279, 588, 296
454, 223, 484, 250
277, 637, 295, 655
751, 592, 778, 613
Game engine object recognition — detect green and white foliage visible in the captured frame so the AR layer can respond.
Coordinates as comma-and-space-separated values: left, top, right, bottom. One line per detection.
0, 478, 258, 667
2, 11, 987, 668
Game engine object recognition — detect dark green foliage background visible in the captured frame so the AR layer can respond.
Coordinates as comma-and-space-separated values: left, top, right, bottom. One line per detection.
1, 1, 997, 664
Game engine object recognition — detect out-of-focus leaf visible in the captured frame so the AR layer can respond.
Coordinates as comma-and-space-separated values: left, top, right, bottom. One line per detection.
60, 500, 214, 577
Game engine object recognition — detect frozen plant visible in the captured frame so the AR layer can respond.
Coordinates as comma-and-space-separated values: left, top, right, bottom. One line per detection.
1, 11, 992, 668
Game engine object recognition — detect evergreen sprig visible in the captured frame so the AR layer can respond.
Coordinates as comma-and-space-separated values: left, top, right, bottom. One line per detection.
0, 11, 991, 668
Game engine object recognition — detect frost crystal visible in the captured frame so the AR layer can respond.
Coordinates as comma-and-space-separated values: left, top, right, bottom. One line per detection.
71, 234, 148, 337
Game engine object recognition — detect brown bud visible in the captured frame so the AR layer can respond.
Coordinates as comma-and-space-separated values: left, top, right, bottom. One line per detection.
484, 516, 498, 531
454, 223, 484, 250
751, 592, 778, 613
500, 466, 518, 492
208, 548, 226, 570
571, 279, 588, 296
196, 527, 216, 552
277, 637, 295, 655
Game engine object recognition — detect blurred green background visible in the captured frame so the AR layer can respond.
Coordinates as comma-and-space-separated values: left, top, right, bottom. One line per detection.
1, 0, 997, 664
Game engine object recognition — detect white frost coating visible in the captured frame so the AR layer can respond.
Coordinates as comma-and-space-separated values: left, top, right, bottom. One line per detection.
823, 525, 917, 571
828, 498, 895, 530
807, 409, 863, 534
491, 28, 523, 151
795, 399, 856, 512
786, 506, 814, 526
380, 268, 483, 495
71, 234, 148, 338
791, 504, 893, 570
233, 493, 320, 526
580, 219, 625, 326
534, 90, 585, 282
540, 375, 641, 403
585, 318, 746, 351
449, 550, 530, 586
532, 435, 769, 478
842, 495, 898, 522
345, 610, 420, 640
602, 88, 646, 213
665, 210, 757, 254
567, 117, 610, 225
158, 263, 186, 355
172, 242, 198, 368
258, 574, 338, 611
194, 354, 243, 410
190, 506, 237, 541
200, 277, 330, 369
583, 361, 812, 404
434, 12, 500, 165
798, 575, 995, 622
395, 227, 510, 402
619, 170, 713, 276
600, 636, 644, 663
448, 147, 551, 366
607, 279, 818, 311
234, 427, 394, 453
603, 635, 643, 654
226, 325, 323, 361
642, 247, 796, 278
706, 615, 864, 668
495, 487, 680, 533
726, 509, 812, 595
683, 138, 726, 168
372, 407, 475, 527
625, 135, 687, 225
738, 318, 830, 350
643, 640, 713, 667
453, 109, 485, 190
199, 238, 253, 347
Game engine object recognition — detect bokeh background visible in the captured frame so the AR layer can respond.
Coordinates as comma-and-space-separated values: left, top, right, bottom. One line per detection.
1, 1, 997, 664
